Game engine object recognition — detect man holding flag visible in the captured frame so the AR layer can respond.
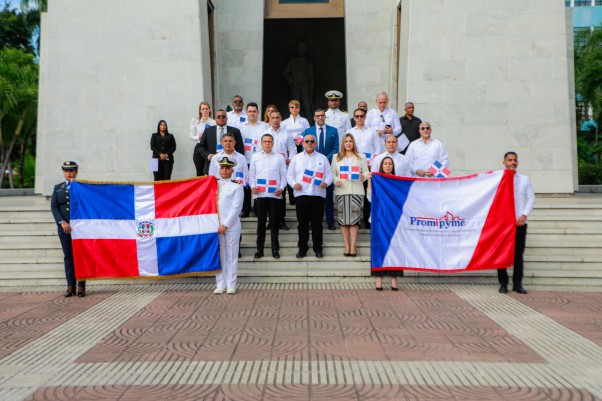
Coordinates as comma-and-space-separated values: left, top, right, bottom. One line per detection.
249, 134, 287, 259
287, 134, 333, 258
405, 122, 449, 178
497, 151, 535, 295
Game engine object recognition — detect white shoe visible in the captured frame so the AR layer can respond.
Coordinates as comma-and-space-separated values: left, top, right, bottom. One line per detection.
226, 287, 236, 294
214, 287, 224, 294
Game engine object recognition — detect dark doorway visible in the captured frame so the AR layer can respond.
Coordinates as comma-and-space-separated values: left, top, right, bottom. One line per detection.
262, 18, 347, 121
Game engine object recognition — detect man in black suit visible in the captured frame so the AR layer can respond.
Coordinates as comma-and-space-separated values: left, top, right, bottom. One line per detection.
199, 109, 244, 175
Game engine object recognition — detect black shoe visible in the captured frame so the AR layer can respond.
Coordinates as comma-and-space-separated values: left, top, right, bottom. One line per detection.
364, 223, 371, 230
77, 290, 86, 298
315, 252, 324, 258
266, 223, 271, 229
376, 287, 383, 291
499, 285, 508, 294
240, 212, 250, 218
272, 250, 280, 259
327, 224, 336, 230
296, 250, 307, 258
513, 286, 528, 294
64, 286, 75, 298
391, 287, 399, 291
238, 251, 242, 258
280, 222, 289, 230
254, 251, 264, 259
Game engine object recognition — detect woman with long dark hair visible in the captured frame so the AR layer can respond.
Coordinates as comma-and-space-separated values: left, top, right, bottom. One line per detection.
150, 120, 176, 181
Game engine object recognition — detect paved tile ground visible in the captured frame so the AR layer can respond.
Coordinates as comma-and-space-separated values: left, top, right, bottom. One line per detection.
0, 283, 600, 401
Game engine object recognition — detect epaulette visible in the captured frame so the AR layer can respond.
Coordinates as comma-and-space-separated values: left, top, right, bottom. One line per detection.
231, 180, 241, 184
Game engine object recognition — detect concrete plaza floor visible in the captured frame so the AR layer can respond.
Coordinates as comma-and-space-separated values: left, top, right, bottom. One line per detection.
0, 283, 600, 401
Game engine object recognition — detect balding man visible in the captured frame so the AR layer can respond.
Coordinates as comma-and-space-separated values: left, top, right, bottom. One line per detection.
405, 122, 449, 178
365, 92, 402, 149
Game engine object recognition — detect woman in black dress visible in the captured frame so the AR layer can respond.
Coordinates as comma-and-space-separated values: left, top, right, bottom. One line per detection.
367, 156, 403, 291
150, 120, 176, 181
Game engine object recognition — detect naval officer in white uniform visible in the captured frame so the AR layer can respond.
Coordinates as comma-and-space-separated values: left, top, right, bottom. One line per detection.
325, 90, 351, 144
215, 156, 244, 295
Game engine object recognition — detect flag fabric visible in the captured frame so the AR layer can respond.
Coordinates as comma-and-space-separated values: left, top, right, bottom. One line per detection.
364, 153, 377, 167
429, 160, 451, 177
70, 177, 221, 280
296, 134, 304, 144
257, 178, 278, 193
216, 144, 224, 152
234, 171, 245, 184
371, 170, 516, 273
244, 138, 253, 152
303, 169, 324, 185
340, 165, 360, 180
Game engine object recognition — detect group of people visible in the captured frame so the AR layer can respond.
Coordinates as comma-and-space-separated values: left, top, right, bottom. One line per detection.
55, 90, 534, 298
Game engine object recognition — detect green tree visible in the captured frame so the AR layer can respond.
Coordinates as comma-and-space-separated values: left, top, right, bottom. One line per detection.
575, 26, 602, 184
0, 4, 34, 53
0, 47, 38, 188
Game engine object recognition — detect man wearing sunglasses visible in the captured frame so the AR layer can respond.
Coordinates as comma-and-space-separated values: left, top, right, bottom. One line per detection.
199, 109, 244, 175
287, 134, 333, 258
405, 122, 449, 178
226, 95, 247, 129
303, 109, 339, 230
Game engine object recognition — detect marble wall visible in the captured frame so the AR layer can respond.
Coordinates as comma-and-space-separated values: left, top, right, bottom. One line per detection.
213, 0, 264, 111
397, 0, 577, 192
36, 0, 211, 195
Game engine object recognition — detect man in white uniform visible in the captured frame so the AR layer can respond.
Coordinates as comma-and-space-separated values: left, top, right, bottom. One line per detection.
325, 90, 351, 143
215, 156, 244, 295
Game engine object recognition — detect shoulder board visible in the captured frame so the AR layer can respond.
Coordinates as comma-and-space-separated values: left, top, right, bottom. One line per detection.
341, 110, 347, 113
231, 180, 241, 184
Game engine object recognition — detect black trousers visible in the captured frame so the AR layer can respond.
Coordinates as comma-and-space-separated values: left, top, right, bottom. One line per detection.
256, 197, 280, 252
363, 180, 371, 228
498, 224, 527, 287
242, 186, 252, 215
280, 190, 287, 225
153, 160, 174, 181
324, 184, 334, 225
296, 195, 324, 253
58, 226, 84, 288
193, 144, 205, 176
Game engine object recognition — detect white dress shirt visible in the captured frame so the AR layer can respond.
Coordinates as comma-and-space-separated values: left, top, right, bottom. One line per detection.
347, 126, 384, 157
514, 172, 535, 222
189, 117, 216, 142
405, 137, 449, 176
282, 115, 310, 142
249, 150, 287, 199
287, 151, 333, 198
208, 150, 249, 186
240, 121, 269, 164
365, 107, 402, 139
226, 110, 247, 129
264, 126, 297, 161
325, 108, 352, 143
371, 152, 412, 177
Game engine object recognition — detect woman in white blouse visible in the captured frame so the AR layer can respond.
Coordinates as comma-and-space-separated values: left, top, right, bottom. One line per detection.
190, 101, 216, 176
331, 134, 369, 257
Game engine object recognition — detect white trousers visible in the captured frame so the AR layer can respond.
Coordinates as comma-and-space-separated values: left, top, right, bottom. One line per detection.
216, 230, 240, 289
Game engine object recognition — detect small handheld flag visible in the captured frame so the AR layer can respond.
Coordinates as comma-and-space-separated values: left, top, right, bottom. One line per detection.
428, 160, 451, 178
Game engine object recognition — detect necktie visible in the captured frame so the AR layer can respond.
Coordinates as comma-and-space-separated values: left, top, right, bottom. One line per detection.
66, 182, 71, 191
220, 127, 225, 140
319, 127, 325, 153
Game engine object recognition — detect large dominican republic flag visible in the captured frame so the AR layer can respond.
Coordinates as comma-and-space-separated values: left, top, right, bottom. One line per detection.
371, 170, 516, 273
70, 177, 221, 279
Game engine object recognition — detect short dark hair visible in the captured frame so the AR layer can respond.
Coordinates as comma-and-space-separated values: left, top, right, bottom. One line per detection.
215, 109, 227, 115
314, 108, 326, 115
233, 95, 243, 101
261, 133, 274, 142
353, 108, 366, 116
221, 133, 235, 141
246, 102, 259, 111
504, 151, 518, 159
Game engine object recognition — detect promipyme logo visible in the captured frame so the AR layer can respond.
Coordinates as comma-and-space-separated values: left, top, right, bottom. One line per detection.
410, 211, 465, 229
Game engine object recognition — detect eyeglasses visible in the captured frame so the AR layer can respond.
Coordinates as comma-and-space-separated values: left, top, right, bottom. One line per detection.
380, 115, 385, 123
216, 115, 227, 119
420, 127, 431, 130
315, 114, 326, 118
289, 105, 299, 109
304, 140, 315, 143
233, 100, 243, 103
354, 115, 365, 118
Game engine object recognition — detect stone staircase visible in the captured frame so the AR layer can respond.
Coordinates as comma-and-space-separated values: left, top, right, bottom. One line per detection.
0, 195, 601, 286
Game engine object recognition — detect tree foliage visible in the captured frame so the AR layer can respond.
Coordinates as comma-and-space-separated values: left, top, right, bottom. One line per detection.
575, 26, 602, 185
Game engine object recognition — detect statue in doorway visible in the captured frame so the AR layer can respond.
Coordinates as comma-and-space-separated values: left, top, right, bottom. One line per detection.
283, 42, 314, 119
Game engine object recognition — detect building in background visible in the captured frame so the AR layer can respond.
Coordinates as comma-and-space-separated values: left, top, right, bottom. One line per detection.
36, 0, 578, 195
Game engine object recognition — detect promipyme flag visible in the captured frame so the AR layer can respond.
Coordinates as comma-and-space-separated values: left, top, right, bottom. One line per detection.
371, 170, 516, 273
70, 177, 221, 279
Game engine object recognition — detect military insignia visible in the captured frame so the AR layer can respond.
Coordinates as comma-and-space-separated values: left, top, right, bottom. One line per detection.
137, 221, 155, 238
